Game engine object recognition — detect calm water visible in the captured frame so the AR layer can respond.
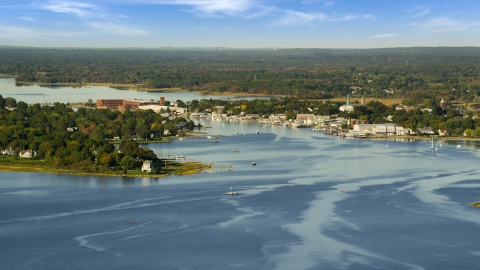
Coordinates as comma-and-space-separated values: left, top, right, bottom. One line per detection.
0, 78, 269, 104
1, 120, 480, 269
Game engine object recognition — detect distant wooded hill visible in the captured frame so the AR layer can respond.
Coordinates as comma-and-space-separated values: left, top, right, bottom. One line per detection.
2, 47, 480, 99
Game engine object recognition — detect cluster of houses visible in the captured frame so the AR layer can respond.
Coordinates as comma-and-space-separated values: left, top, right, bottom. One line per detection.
1, 148, 37, 158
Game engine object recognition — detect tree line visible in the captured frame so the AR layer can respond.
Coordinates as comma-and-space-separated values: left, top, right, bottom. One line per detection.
2, 47, 480, 100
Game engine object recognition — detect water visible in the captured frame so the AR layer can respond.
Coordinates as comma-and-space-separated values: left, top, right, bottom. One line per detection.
2, 78, 480, 269
0, 78, 270, 104
2, 120, 480, 269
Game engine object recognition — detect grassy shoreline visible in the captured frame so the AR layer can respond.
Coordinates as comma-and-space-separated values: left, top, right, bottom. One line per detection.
0, 158, 209, 178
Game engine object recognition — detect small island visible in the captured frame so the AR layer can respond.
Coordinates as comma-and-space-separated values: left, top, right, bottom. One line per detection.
0, 95, 208, 177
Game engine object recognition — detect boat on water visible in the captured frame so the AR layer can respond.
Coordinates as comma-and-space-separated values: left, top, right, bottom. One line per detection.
234, 149, 240, 152
252, 162, 256, 166
225, 187, 239, 195
430, 136, 434, 150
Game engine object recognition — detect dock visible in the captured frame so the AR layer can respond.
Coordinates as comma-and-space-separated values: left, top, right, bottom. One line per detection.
205, 163, 233, 174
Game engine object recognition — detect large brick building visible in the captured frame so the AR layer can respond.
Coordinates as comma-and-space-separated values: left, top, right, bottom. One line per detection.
97, 97, 164, 111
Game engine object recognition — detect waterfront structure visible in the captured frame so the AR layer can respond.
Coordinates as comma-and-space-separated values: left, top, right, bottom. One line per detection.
417, 126, 435, 135
142, 160, 154, 172
138, 105, 186, 114
96, 97, 166, 110
353, 124, 398, 135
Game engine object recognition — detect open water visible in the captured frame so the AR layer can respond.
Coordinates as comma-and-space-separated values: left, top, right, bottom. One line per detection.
1, 120, 480, 269
1, 78, 480, 269
0, 78, 269, 104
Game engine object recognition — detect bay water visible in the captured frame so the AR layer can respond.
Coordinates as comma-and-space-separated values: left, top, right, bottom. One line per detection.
1, 79, 480, 269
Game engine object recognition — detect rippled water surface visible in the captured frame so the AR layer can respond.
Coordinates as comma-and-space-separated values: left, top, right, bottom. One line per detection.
2, 120, 480, 269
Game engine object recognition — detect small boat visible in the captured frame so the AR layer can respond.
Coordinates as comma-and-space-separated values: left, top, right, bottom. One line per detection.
256, 130, 259, 134
225, 187, 239, 195
252, 162, 256, 166
234, 149, 240, 152
430, 136, 434, 150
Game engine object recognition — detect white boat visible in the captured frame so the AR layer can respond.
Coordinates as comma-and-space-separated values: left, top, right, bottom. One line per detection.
225, 187, 239, 195
252, 162, 256, 166
430, 136, 434, 150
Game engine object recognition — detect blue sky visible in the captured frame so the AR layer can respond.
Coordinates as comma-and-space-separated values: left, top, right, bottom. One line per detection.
0, 0, 479, 48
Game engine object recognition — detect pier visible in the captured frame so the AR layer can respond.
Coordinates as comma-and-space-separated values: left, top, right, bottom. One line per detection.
205, 163, 233, 174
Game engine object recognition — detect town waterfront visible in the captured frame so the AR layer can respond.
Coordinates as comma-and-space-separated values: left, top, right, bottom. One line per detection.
2, 119, 480, 269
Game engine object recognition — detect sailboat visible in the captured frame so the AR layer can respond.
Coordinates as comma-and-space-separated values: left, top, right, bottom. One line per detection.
430, 136, 434, 150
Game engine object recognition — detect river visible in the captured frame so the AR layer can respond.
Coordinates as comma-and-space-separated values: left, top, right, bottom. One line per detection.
1, 79, 480, 269
0, 78, 269, 104
1, 119, 480, 269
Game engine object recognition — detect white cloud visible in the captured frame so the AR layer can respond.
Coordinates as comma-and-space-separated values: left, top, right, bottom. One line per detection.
371, 34, 398, 38
413, 7, 430, 18
39, 1, 127, 21
409, 17, 480, 33
88, 22, 150, 36
301, 0, 334, 6
273, 10, 373, 27
17, 16, 35, 21
150, 0, 257, 17
0, 24, 83, 39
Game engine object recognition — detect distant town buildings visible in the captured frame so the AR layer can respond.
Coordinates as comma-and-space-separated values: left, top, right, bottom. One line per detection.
97, 98, 164, 110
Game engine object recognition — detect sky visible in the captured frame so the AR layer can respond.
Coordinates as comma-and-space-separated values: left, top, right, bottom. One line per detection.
0, 0, 479, 48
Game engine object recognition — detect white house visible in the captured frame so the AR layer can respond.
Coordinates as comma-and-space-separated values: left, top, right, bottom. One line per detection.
19, 150, 37, 159
1, 147, 15, 156
142, 160, 154, 172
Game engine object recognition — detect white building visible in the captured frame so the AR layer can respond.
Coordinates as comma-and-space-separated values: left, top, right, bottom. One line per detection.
353, 124, 377, 133
142, 160, 154, 172
353, 124, 397, 135
138, 105, 186, 114
372, 124, 396, 135
19, 150, 37, 158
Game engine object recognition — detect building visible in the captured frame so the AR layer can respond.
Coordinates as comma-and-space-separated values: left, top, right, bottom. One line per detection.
19, 150, 37, 159
138, 105, 186, 114
339, 94, 354, 112
97, 97, 167, 111
417, 126, 435, 135
353, 124, 397, 135
142, 160, 154, 172
440, 98, 446, 110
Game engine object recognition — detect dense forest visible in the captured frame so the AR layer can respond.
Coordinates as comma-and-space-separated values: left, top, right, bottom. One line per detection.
0, 94, 196, 174
2, 47, 480, 101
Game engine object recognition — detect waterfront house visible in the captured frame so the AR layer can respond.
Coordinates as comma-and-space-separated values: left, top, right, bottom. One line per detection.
438, 129, 449, 136
417, 126, 435, 135
142, 160, 154, 172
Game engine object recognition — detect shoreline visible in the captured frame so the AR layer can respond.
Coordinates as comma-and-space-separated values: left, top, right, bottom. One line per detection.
0, 161, 209, 178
